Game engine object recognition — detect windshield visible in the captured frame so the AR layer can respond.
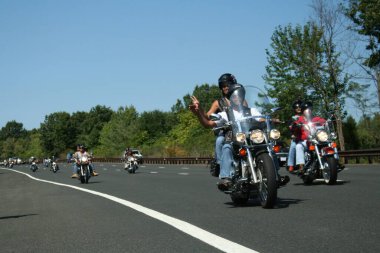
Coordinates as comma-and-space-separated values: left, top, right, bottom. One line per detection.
228, 85, 268, 136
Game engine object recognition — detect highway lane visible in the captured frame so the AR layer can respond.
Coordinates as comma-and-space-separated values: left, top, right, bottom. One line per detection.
1, 163, 379, 253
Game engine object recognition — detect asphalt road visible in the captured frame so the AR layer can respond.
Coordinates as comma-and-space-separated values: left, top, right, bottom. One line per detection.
1, 163, 379, 253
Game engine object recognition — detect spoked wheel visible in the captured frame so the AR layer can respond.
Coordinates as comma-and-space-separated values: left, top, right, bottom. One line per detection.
323, 157, 338, 185
256, 153, 277, 208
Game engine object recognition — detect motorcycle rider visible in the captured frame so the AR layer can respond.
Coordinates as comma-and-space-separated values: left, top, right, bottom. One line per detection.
291, 101, 326, 174
50, 155, 59, 171
124, 147, 138, 170
29, 156, 38, 171
124, 147, 133, 158
71, 144, 99, 178
190, 83, 263, 190
287, 99, 303, 172
206, 73, 236, 176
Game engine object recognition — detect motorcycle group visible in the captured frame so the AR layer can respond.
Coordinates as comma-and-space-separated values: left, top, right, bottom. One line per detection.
189, 73, 344, 208
2, 73, 343, 208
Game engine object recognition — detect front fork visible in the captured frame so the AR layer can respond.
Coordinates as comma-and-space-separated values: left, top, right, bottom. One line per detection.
245, 148, 258, 184
314, 145, 325, 170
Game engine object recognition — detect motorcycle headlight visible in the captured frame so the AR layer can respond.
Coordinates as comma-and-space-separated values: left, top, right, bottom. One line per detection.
250, 130, 265, 144
235, 132, 246, 143
316, 130, 328, 142
270, 129, 281, 140
81, 156, 88, 163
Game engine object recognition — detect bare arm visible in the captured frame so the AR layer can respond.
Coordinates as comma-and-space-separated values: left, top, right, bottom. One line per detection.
206, 100, 220, 117
189, 96, 217, 128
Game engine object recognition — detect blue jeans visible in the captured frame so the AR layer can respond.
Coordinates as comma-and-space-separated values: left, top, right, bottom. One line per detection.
215, 135, 225, 165
73, 163, 94, 173
287, 140, 296, 166
219, 143, 235, 179
295, 140, 307, 165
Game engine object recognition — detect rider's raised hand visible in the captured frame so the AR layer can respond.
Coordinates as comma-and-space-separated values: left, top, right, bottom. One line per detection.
189, 96, 200, 113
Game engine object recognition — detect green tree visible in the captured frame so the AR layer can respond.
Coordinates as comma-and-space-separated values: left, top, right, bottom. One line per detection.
342, 115, 360, 149
264, 21, 351, 150
75, 105, 114, 148
40, 112, 75, 156
96, 106, 142, 157
138, 110, 175, 146
343, 0, 380, 105
345, 0, 380, 68
356, 113, 380, 148
0, 121, 27, 141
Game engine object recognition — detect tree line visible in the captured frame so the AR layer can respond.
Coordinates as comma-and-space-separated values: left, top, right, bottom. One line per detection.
1, 0, 379, 160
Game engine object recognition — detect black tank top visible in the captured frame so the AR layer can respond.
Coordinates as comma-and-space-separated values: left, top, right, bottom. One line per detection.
217, 97, 229, 113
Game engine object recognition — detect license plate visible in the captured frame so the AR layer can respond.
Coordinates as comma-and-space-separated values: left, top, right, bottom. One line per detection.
280, 157, 287, 161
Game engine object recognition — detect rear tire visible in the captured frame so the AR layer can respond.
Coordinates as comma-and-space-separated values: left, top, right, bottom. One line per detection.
256, 153, 277, 208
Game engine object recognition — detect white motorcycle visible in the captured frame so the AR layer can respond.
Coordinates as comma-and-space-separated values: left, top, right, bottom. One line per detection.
124, 156, 138, 174
51, 161, 59, 173
78, 156, 91, 183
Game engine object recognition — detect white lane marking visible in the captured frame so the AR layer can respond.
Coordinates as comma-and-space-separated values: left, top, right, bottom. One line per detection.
182, 167, 189, 170
2, 168, 258, 253
314, 179, 344, 182
150, 171, 158, 174
158, 166, 165, 169
178, 172, 189, 176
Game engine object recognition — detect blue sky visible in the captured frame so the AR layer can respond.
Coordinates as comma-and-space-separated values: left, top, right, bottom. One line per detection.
0, 0, 332, 130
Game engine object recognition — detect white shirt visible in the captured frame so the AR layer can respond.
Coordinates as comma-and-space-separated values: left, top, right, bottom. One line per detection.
216, 107, 262, 127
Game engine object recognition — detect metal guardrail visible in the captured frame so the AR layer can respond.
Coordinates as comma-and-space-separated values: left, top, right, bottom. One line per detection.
91, 157, 212, 165
87, 149, 380, 165
339, 149, 380, 164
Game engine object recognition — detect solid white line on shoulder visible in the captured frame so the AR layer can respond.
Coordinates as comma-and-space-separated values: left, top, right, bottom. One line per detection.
2, 168, 259, 253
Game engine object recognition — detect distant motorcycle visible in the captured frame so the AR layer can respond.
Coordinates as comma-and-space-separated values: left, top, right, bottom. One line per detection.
78, 156, 91, 184
30, 162, 38, 172
124, 156, 138, 174
51, 161, 59, 173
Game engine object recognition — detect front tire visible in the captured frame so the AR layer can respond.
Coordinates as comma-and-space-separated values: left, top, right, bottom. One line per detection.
256, 153, 277, 208
323, 157, 338, 185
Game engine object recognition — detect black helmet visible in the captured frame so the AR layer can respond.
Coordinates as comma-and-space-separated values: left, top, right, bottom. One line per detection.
292, 100, 303, 109
218, 73, 237, 89
301, 101, 313, 111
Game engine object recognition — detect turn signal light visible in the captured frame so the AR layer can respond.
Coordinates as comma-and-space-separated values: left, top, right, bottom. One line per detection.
331, 142, 337, 148
239, 148, 247, 157
309, 145, 315, 151
273, 145, 281, 153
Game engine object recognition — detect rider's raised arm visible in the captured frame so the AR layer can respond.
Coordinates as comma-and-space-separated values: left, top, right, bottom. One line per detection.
189, 96, 217, 128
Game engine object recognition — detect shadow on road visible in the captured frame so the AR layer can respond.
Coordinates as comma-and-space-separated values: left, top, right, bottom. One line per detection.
0, 214, 38, 220
292, 179, 350, 186
224, 197, 303, 209
275, 198, 304, 208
